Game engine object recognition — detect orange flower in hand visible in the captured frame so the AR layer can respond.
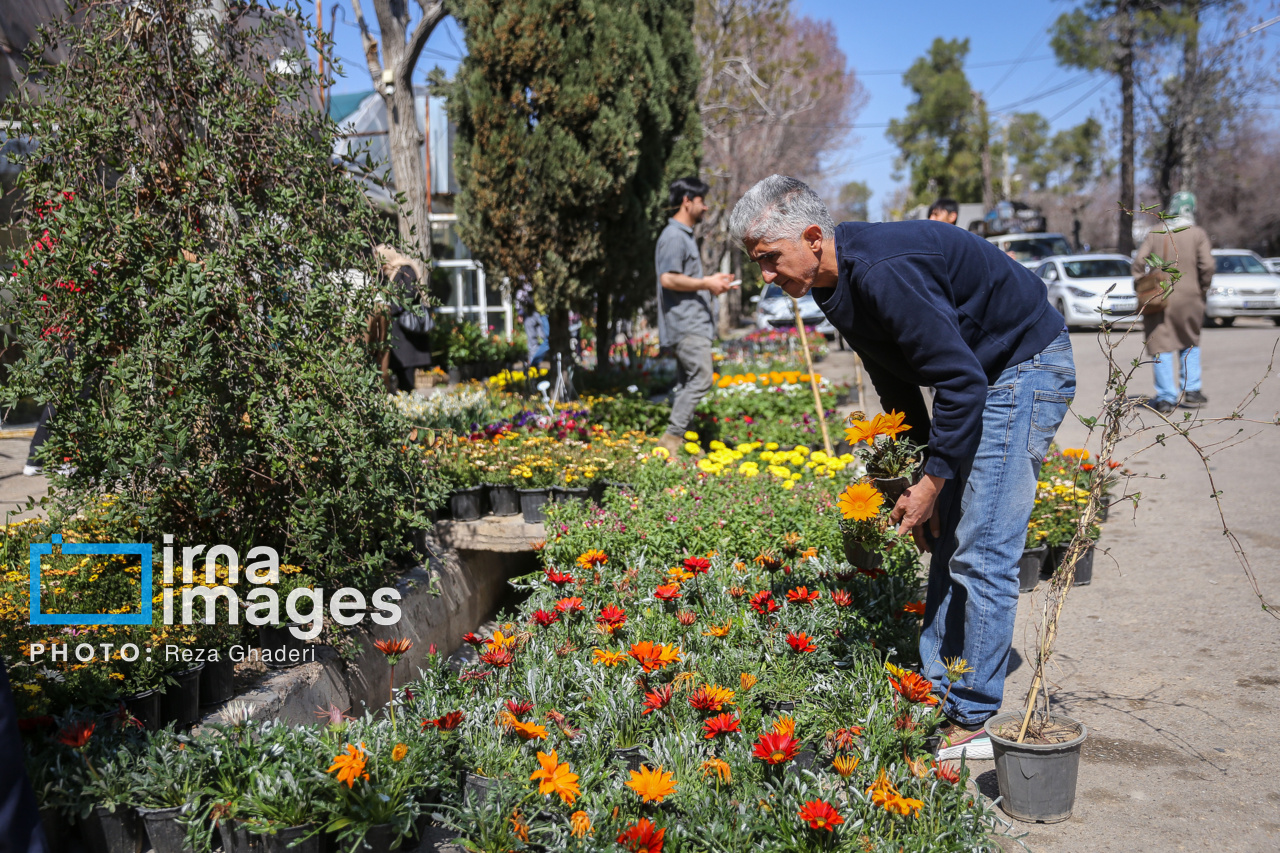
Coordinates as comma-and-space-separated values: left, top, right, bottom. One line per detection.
838, 483, 884, 521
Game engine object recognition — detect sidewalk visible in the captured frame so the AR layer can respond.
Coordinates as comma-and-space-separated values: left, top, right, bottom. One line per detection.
0, 436, 49, 522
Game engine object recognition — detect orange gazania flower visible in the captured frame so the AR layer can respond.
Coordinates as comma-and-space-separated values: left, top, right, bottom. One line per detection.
1061, 447, 1090, 461
786, 586, 820, 604
727, 586, 747, 598
702, 712, 741, 739
507, 718, 548, 741
832, 755, 859, 778
576, 549, 608, 569
530, 539, 547, 551
626, 766, 677, 803
486, 629, 516, 650
628, 641, 681, 672
56, 721, 94, 749
797, 799, 844, 832
830, 589, 853, 607
838, 483, 884, 521
740, 672, 758, 691
687, 684, 735, 713
592, 649, 627, 667
934, 760, 962, 784
785, 631, 817, 653
889, 670, 938, 705
554, 596, 585, 614
617, 818, 664, 853
902, 600, 926, 616
510, 811, 530, 842
754, 552, 784, 571
701, 757, 732, 783
570, 810, 592, 838
373, 637, 413, 664
641, 685, 674, 716
390, 743, 408, 762
833, 726, 863, 751
749, 590, 778, 616
653, 583, 682, 602
702, 621, 732, 638
772, 715, 796, 739
480, 647, 514, 668
871, 410, 910, 440
843, 418, 878, 446
529, 750, 580, 805
327, 743, 370, 788
597, 604, 627, 630
753, 732, 800, 765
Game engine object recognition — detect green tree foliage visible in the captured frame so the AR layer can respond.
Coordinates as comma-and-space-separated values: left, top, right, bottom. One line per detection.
887, 38, 985, 206
1048, 117, 1108, 194
1005, 112, 1051, 191
1, 0, 438, 588
830, 180, 872, 223
444, 0, 701, 365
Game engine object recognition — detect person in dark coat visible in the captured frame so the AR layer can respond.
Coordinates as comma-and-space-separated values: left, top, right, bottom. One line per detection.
730, 175, 1074, 764
374, 245, 433, 393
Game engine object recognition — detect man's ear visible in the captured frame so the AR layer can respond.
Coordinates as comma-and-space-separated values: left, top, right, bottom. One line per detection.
802, 224, 824, 250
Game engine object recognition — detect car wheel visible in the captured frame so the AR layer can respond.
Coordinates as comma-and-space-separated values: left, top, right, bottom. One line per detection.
1220, 317, 1236, 327
1273, 317, 1280, 327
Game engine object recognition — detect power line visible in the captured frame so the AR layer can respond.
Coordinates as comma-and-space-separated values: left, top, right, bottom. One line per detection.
991, 74, 1094, 113
987, 11, 1060, 97
1046, 79, 1110, 122
857, 55, 1055, 77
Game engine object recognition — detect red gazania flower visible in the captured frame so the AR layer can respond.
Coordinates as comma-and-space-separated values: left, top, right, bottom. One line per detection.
797, 799, 844, 832
830, 589, 853, 607
461, 631, 485, 646
56, 721, 94, 749
653, 584, 682, 602
785, 631, 817, 653
786, 586, 820, 604
480, 648, 514, 668
617, 818, 664, 853
753, 732, 800, 765
423, 711, 464, 730
373, 638, 413, 664
597, 604, 627, 629
702, 712, 741, 739
530, 609, 560, 628
858, 565, 887, 580
833, 726, 863, 751
505, 699, 534, 718
902, 600, 926, 616
888, 671, 939, 705
640, 685, 674, 716
545, 567, 575, 586
934, 761, 961, 784
683, 556, 712, 574
687, 684, 733, 713
554, 596, 585, 614
749, 590, 778, 616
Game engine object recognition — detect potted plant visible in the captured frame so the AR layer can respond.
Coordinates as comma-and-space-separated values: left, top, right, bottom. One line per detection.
1020, 522, 1049, 594
318, 731, 423, 853
158, 662, 204, 730
257, 574, 317, 670
842, 410, 920, 503
835, 482, 890, 570
74, 744, 146, 853
132, 730, 208, 853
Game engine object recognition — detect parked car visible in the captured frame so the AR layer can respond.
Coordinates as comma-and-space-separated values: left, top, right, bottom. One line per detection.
1035, 255, 1139, 330
1206, 250, 1280, 326
1263, 257, 1280, 275
751, 284, 826, 331
987, 232, 1074, 268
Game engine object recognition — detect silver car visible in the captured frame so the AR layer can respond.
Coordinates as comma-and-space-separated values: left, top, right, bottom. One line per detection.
1035, 255, 1139, 330
1206, 250, 1280, 327
751, 284, 826, 331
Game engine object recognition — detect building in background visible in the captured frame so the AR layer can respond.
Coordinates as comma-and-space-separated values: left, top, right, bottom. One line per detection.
330, 89, 512, 338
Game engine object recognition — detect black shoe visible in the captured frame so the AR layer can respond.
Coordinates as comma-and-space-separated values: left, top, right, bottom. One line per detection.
1180, 390, 1208, 408
1146, 398, 1176, 414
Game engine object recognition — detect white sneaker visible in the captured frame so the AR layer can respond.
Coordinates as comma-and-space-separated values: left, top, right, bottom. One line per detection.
22, 464, 42, 477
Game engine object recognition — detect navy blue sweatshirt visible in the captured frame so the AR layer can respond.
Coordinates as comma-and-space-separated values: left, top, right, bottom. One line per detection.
812, 220, 1064, 480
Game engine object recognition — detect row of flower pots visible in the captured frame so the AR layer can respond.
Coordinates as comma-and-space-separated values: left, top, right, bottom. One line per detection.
1018, 542, 1097, 593
444, 480, 635, 524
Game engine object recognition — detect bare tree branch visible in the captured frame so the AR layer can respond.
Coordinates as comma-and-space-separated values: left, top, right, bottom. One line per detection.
349, 0, 384, 82
401, 0, 447, 79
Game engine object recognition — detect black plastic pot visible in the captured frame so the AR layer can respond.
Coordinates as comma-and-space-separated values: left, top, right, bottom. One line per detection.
450, 486, 485, 521
1048, 544, 1095, 586
1018, 545, 1048, 593
262, 824, 320, 853
841, 532, 883, 571
122, 688, 160, 732
553, 485, 591, 504
257, 624, 308, 670
199, 656, 235, 707
159, 664, 203, 729
986, 712, 1088, 823
81, 805, 143, 853
40, 805, 73, 853
361, 822, 408, 852
612, 746, 646, 773
218, 820, 264, 853
871, 475, 911, 505
487, 484, 520, 517
462, 772, 499, 805
137, 806, 191, 853
517, 488, 551, 524
759, 698, 800, 713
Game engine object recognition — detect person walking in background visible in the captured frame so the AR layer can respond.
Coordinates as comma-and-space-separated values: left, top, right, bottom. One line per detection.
373, 245, 433, 394
927, 198, 959, 225
730, 175, 1074, 761
654, 176, 735, 454
518, 283, 550, 367
1133, 191, 1214, 414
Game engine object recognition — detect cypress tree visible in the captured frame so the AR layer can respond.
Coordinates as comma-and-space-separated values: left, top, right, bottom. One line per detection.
445, 0, 700, 376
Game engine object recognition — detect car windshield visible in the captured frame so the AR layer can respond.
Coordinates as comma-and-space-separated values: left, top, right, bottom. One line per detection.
1062, 259, 1132, 279
1214, 254, 1269, 275
1003, 236, 1073, 262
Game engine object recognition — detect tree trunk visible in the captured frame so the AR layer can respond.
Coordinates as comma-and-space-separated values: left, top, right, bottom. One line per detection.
547, 306, 574, 397
382, 81, 432, 262
1178, 0, 1201, 195
1118, 6, 1136, 256
976, 92, 994, 211
595, 290, 611, 370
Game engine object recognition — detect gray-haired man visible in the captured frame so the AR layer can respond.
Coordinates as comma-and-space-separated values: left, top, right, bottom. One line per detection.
655, 177, 735, 454
729, 175, 1073, 761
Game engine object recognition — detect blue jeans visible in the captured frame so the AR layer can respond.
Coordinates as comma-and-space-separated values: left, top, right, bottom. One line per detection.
920, 329, 1076, 726
1152, 346, 1200, 403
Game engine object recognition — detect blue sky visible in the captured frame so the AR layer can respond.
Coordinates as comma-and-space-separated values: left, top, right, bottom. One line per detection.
321, 1, 1278, 219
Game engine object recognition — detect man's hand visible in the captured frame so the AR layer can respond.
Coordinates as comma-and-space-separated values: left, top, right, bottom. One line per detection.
703, 272, 735, 295
890, 473, 945, 552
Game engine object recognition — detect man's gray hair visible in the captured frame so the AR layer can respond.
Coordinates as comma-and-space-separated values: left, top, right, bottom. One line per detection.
729, 175, 836, 245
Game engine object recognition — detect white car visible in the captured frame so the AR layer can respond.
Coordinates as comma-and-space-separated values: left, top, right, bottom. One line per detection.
751, 284, 826, 331
1263, 258, 1280, 275
1206, 250, 1280, 326
987, 232, 1074, 268
1034, 255, 1139, 330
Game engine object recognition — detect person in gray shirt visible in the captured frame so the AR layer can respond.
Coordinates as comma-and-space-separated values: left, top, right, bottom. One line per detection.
655, 176, 735, 454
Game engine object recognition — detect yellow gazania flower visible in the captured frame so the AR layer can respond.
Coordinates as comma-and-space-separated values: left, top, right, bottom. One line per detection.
702, 621, 732, 638
740, 672, 758, 691
772, 715, 796, 738
592, 649, 627, 666
487, 629, 516, 651
833, 755, 859, 778
884, 660, 909, 680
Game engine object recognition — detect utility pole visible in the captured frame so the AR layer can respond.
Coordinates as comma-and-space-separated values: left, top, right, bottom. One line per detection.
1001, 116, 1012, 200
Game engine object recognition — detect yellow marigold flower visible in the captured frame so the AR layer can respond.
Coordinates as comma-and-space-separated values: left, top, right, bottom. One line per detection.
652, 446, 670, 459
781, 480, 796, 490
838, 483, 884, 521
684, 431, 699, 441
569, 810, 592, 838
1062, 447, 1090, 460
684, 442, 701, 455
795, 445, 810, 456
709, 440, 726, 451
766, 442, 779, 450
